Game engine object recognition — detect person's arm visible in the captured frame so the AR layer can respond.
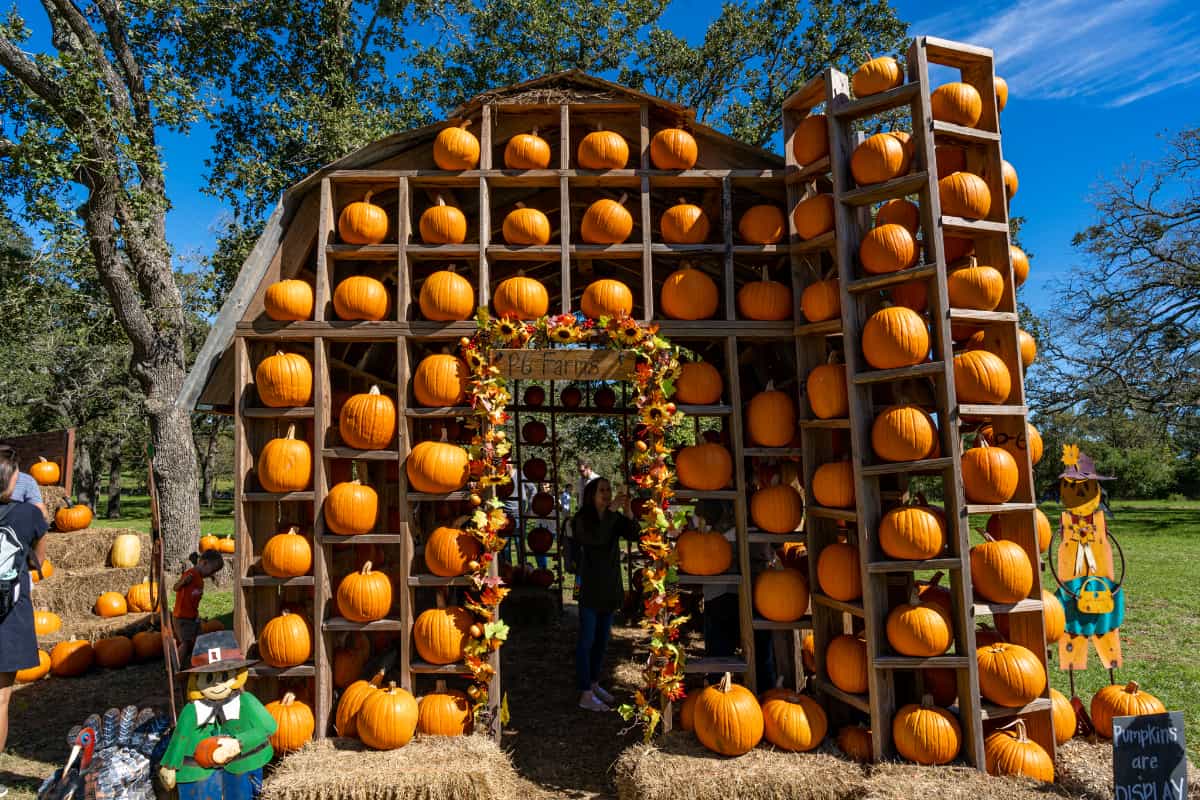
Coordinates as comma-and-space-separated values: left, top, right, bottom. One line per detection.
159, 704, 199, 770
173, 570, 195, 593
618, 512, 641, 542
572, 515, 607, 547
230, 693, 277, 752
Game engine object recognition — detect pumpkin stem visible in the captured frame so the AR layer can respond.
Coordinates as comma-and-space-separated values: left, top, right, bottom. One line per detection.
435, 194, 446, 207
616, 192, 628, 206
363, 191, 374, 204
999, 717, 1030, 741
908, 584, 921, 606
457, 118, 473, 129
361, 560, 373, 573
38, 456, 48, 463
927, 571, 944, 590
920, 692, 935, 708
531, 127, 538, 137
439, 428, 449, 443
760, 265, 769, 282
368, 385, 381, 396
1125, 681, 1140, 693
284, 423, 296, 440
764, 379, 775, 392
677, 196, 686, 205
717, 672, 733, 693
514, 201, 526, 209
282, 692, 296, 706
387, 680, 398, 690
287, 525, 300, 536
369, 668, 385, 687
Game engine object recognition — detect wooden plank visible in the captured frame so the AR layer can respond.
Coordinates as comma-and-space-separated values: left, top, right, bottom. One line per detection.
840, 172, 929, 207
480, 103, 493, 170
852, 361, 945, 385
812, 593, 865, 617
785, 157, 831, 183
1, 429, 75, 493
478, 176, 491, 307
867, 558, 963, 573
832, 81, 920, 120
782, 73, 827, 112
239, 576, 315, 588
676, 574, 744, 586
396, 337, 415, 693
752, 616, 813, 631
561, 174, 572, 314
397, 177, 411, 320
242, 491, 316, 502
806, 505, 858, 522
684, 656, 749, 674
315, 179, 333, 322
799, 418, 850, 430
323, 617, 407, 632
847, 263, 937, 294
725, 335, 756, 692
722, 176, 735, 320
812, 677, 871, 713
859, 457, 955, 477
931, 120, 1000, 144
494, 348, 637, 381
327, 244, 400, 260
959, 404, 1028, 418
241, 407, 315, 419
949, 308, 1018, 325
974, 598, 1044, 615
317, 533, 406, 545
640, 175, 654, 321
873, 655, 970, 669
965, 502, 1037, 515
233, 337, 252, 653
941, 216, 1009, 237
312, 335, 332, 737
979, 698, 1053, 720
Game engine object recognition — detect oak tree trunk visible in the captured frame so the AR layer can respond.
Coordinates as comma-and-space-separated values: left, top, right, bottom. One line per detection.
105, 445, 122, 518
75, 442, 94, 508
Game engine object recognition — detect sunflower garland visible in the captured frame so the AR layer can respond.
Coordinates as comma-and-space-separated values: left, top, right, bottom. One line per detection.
460, 307, 689, 741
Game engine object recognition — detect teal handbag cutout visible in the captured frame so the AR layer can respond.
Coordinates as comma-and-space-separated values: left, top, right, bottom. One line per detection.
1056, 576, 1124, 635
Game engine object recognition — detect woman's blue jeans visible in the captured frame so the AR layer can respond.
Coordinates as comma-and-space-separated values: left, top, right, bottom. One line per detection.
576, 606, 613, 691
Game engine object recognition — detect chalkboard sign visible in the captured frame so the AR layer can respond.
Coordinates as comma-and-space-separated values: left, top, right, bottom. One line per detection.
1113, 711, 1187, 800
495, 349, 636, 381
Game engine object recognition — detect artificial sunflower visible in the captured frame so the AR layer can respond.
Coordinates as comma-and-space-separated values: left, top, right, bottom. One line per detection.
641, 402, 672, 426
495, 318, 522, 341
465, 350, 487, 372
550, 324, 579, 344
615, 321, 644, 346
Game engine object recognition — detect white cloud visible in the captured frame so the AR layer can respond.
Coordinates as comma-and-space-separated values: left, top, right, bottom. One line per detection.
912, 0, 1200, 106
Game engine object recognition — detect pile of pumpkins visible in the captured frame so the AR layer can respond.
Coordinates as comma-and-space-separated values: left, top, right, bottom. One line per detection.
93, 575, 161, 619
17, 625, 166, 683
335, 669, 477, 749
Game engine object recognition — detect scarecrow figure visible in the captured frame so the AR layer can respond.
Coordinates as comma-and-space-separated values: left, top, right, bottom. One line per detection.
158, 631, 276, 800
1051, 444, 1125, 671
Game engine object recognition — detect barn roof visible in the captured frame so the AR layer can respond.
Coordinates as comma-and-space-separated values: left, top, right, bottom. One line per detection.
177, 70, 784, 413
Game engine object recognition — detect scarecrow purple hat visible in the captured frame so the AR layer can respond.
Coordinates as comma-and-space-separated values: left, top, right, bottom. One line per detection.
185, 630, 256, 673
1059, 443, 1114, 481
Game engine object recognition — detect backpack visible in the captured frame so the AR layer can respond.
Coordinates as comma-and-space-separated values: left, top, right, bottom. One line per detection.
0, 504, 26, 619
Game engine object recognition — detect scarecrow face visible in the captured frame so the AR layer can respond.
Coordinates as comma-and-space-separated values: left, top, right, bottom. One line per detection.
187, 667, 249, 701
1061, 477, 1101, 515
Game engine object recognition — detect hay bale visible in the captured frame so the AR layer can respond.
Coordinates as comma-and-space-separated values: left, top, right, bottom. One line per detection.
29, 564, 144, 618
38, 611, 156, 647
44, 528, 151, 570
41, 485, 69, 522
863, 762, 1064, 800
261, 736, 522, 800
614, 732, 866, 800
1054, 738, 1200, 800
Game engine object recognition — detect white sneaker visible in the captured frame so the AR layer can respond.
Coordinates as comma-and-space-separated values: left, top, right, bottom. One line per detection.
592, 684, 615, 704
578, 691, 611, 712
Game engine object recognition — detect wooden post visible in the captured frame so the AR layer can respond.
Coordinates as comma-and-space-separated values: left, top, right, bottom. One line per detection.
312, 336, 332, 736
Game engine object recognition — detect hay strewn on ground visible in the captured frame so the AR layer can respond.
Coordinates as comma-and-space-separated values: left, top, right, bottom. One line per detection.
615, 733, 1200, 800
40, 485, 69, 523
37, 611, 155, 647
43, 528, 150, 570
30, 564, 144, 618
261, 736, 524, 800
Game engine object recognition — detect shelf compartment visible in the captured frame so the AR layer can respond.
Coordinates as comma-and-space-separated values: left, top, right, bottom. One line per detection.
240, 575, 315, 588
324, 617, 406, 632
959, 403, 1028, 418
979, 697, 1053, 720
405, 406, 472, 418
807, 505, 857, 522
866, 557, 962, 574
243, 491, 314, 503
833, 82, 920, 120
859, 457, 954, 477
931, 120, 1001, 144
249, 663, 315, 678
321, 448, 399, 460
853, 361, 944, 386
684, 656, 749, 674
973, 598, 1044, 616
242, 407, 315, 419
964, 502, 1037, 515
752, 615, 813, 631
800, 418, 850, 430
840, 171, 928, 207
949, 308, 1018, 326
812, 677, 871, 713
941, 217, 1009, 237
485, 245, 561, 261
327, 244, 400, 260
873, 655, 970, 669
318, 533, 406, 545
410, 660, 473, 675
848, 263, 936, 294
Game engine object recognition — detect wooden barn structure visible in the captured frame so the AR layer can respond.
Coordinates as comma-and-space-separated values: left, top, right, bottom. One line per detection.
181, 36, 1056, 768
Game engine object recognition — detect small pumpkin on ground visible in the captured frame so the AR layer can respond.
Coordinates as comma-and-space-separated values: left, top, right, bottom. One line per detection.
893, 695, 961, 765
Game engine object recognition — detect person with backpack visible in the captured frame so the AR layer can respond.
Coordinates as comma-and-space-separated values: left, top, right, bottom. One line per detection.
0, 445, 45, 516
0, 446, 50, 795
572, 476, 637, 712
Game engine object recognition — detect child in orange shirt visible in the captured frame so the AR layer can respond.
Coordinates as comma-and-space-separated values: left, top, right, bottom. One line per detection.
173, 549, 224, 666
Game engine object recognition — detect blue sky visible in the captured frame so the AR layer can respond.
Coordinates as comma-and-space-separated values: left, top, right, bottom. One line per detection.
13, 0, 1200, 316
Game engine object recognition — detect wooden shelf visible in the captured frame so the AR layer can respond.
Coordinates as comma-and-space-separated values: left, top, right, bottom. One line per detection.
848, 263, 936, 294
866, 558, 962, 574
319, 533, 406, 545
321, 448, 399, 460
959, 403, 1028, 418
326, 243, 400, 260
249, 663, 315, 677
964, 502, 1037, 515
243, 491, 314, 502
650, 243, 723, 255
406, 406, 472, 417
673, 489, 738, 501
240, 575, 315, 587
832, 82, 920, 120
941, 217, 1009, 237
859, 457, 954, 477
409, 575, 474, 587
973, 598, 1043, 616
807, 505, 857, 522
324, 617, 406, 632
853, 361, 944, 386
743, 447, 804, 457
786, 157, 832, 183
812, 677, 871, 713
800, 418, 850, 430
570, 243, 643, 259
486, 245, 561, 260
408, 491, 473, 501
732, 244, 802, 256
242, 407, 315, 419
752, 615, 812, 630
979, 697, 1053, 720
684, 656, 749, 674
812, 593, 865, 617
949, 308, 1019, 326
931, 120, 1000, 144
676, 404, 733, 416
406, 244, 481, 258
840, 172, 928, 207
677, 573, 743, 586
410, 660, 473, 675
747, 530, 802, 543
873, 655, 970, 669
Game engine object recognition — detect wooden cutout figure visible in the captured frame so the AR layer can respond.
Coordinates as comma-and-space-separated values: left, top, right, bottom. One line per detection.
158, 631, 276, 800
1053, 444, 1125, 671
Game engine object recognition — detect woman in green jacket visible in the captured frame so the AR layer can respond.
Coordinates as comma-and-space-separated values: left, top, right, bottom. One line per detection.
574, 476, 638, 712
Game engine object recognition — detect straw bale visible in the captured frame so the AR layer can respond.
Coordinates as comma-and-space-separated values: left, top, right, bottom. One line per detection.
41, 485, 70, 522
613, 732, 867, 800
261, 736, 523, 800
43, 528, 151, 570
1053, 738, 1200, 800
29, 564, 144, 618
37, 611, 156, 647
862, 761, 1064, 800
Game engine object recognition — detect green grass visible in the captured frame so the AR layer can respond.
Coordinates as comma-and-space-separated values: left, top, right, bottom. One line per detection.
1039, 500, 1200, 759
89, 495, 235, 536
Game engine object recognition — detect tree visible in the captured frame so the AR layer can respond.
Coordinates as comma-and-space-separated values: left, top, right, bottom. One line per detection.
0, 2, 209, 566
1036, 128, 1200, 445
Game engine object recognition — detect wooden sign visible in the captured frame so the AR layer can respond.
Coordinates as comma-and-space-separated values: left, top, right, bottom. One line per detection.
495, 349, 636, 381
1113, 711, 1187, 800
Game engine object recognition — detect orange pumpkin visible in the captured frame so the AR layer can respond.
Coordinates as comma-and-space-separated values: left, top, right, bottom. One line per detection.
336, 561, 393, 623
1010, 245, 1030, 286
750, 484, 803, 533
407, 440, 470, 494
132, 630, 163, 661
737, 205, 785, 244
807, 359, 848, 419
935, 144, 967, 179
418, 689, 473, 736
338, 192, 388, 245
55, 504, 93, 533
581, 279, 633, 319
677, 526, 733, 576
16, 649, 51, 683
259, 610, 312, 668
871, 404, 936, 463
650, 128, 698, 170
693, 673, 764, 756
333, 275, 389, 321
953, 350, 1012, 405
266, 692, 315, 754
1092, 681, 1167, 738
939, 172, 992, 219
746, 383, 796, 447
1002, 160, 1019, 200
255, 351, 312, 408
424, 526, 482, 577
753, 566, 809, 622
977, 642, 1045, 707
738, 269, 792, 321
95, 591, 127, 618
962, 441, 1019, 504
852, 56, 903, 97
792, 194, 834, 241
94, 636, 134, 669
860, 224, 916, 275
419, 196, 468, 244
995, 77, 1009, 111
340, 385, 398, 450
851, 133, 906, 185
761, 692, 827, 752
985, 718, 1053, 782
675, 443, 732, 491
792, 114, 829, 165
661, 265, 719, 320
258, 423, 312, 493
504, 129, 552, 170
812, 461, 854, 509
30, 457, 60, 486
660, 199, 710, 244
817, 541, 862, 601
879, 502, 946, 561
987, 508, 1052, 554
890, 280, 928, 313
862, 306, 929, 370
893, 697, 961, 765
581, 195, 634, 244
413, 354, 468, 408
826, 634, 868, 694
947, 259, 1004, 310
876, 199, 920, 234
358, 682, 419, 751
501, 203, 551, 246
336, 668, 384, 737
799, 278, 840, 322
433, 120, 480, 170
837, 725, 873, 763
578, 129, 628, 170
971, 536, 1033, 603
325, 480, 379, 535
887, 589, 952, 657
1050, 688, 1076, 745
50, 639, 94, 677
413, 606, 472, 664
673, 361, 722, 405
31, 558, 53, 582
126, 579, 158, 612
493, 275, 549, 319
418, 269, 475, 321
34, 609, 61, 635
931, 82, 983, 127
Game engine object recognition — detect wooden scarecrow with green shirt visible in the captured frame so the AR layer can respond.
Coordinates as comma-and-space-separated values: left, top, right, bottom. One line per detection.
158, 630, 277, 800
1050, 444, 1126, 672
